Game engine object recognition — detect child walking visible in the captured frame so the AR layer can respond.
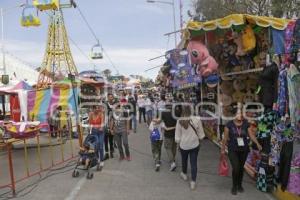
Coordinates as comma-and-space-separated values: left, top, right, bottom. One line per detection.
149, 119, 165, 171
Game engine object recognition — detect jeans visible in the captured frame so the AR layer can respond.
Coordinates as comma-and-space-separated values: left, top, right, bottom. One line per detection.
146, 110, 153, 125
228, 150, 249, 188
104, 129, 114, 154
180, 146, 200, 182
115, 132, 130, 158
91, 128, 105, 162
151, 140, 163, 164
130, 113, 137, 132
164, 137, 177, 163
139, 107, 146, 123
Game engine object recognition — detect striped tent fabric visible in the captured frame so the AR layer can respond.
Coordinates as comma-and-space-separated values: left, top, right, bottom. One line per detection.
27, 87, 79, 123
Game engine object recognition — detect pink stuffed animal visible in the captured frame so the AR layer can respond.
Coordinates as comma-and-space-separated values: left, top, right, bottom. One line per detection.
187, 40, 218, 77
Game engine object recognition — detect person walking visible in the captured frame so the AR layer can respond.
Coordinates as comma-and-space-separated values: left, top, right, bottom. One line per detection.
127, 91, 137, 133
89, 105, 105, 169
110, 104, 131, 161
145, 95, 154, 126
161, 104, 177, 171
137, 94, 146, 123
221, 107, 262, 195
175, 105, 205, 190
49, 106, 62, 138
149, 118, 165, 171
156, 94, 166, 118
104, 93, 116, 160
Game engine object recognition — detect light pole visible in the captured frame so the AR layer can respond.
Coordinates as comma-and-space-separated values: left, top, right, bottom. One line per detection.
1, 4, 25, 76
147, 0, 177, 48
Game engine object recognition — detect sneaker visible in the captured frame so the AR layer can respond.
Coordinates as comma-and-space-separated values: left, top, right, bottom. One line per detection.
231, 187, 237, 195
190, 181, 196, 190
170, 162, 176, 172
155, 164, 160, 172
180, 172, 188, 181
99, 162, 104, 167
126, 156, 131, 161
237, 185, 244, 193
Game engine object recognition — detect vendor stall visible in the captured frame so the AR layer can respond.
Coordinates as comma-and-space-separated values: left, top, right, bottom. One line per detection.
183, 14, 300, 197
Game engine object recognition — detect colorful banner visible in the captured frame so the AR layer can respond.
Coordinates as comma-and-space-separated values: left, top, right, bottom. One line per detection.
166, 49, 202, 88
27, 87, 79, 123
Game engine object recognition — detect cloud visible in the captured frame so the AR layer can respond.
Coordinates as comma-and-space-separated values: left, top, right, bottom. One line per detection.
4, 40, 166, 79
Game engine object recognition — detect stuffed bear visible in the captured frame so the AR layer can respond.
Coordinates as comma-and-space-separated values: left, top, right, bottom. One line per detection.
187, 40, 219, 77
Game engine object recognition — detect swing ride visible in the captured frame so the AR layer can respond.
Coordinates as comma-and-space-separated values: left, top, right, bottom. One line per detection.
20, 0, 105, 88
20, 4, 41, 27
90, 41, 104, 60
33, 0, 60, 11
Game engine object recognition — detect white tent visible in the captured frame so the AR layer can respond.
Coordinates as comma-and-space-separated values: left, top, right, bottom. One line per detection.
0, 52, 38, 86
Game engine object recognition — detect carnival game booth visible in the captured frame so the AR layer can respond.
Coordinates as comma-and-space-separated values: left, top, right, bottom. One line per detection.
185, 14, 300, 197
26, 78, 80, 139
0, 81, 42, 141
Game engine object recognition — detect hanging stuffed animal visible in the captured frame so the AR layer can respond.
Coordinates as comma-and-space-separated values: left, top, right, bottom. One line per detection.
187, 40, 219, 77
242, 25, 256, 52
232, 32, 246, 56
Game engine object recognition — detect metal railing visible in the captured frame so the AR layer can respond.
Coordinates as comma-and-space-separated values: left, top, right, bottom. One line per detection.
0, 123, 79, 196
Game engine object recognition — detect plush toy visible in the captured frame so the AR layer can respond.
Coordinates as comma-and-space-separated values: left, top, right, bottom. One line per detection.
187, 40, 219, 77
232, 32, 246, 56
242, 25, 256, 52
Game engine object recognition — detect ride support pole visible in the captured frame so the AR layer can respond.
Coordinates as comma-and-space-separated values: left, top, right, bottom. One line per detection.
7, 143, 16, 196
68, 127, 74, 158
48, 128, 54, 167
23, 139, 30, 177
78, 125, 83, 147
59, 129, 65, 162
36, 134, 42, 170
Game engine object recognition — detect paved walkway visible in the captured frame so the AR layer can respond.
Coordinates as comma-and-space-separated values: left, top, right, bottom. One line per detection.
1, 123, 275, 200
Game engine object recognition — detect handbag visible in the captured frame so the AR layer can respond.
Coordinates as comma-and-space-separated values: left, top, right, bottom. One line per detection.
218, 154, 229, 176
189, 119, 205, 140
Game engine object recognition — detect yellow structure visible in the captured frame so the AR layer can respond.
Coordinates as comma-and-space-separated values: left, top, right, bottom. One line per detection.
21, 14, 41, 27
33, 0, 59, 11
187, 14, 292, 31
37, 10, 78, 89
21, 5, 41, 27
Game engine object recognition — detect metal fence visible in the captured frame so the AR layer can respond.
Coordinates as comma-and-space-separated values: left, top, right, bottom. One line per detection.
0, 124, 80, 196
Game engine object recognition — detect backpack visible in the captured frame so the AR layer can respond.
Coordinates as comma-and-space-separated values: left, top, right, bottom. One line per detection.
150, 128, 160, 142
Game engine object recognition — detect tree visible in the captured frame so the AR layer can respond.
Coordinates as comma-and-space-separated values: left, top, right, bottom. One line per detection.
192, 0, 300, 20
101, 69, 111, 78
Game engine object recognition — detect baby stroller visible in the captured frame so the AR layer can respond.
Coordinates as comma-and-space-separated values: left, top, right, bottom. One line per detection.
72, 134, 101, 179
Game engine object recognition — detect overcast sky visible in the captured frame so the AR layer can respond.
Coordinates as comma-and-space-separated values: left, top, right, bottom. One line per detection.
1, 0, 193, 79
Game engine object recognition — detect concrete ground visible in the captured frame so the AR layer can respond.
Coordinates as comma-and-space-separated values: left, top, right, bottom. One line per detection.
0, 123, 275, 200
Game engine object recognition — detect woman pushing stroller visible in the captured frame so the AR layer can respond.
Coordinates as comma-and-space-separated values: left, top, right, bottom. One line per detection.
89, 105, 105, 169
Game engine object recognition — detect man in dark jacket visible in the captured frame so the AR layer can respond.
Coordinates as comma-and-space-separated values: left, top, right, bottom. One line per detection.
161, 104, 177, 171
